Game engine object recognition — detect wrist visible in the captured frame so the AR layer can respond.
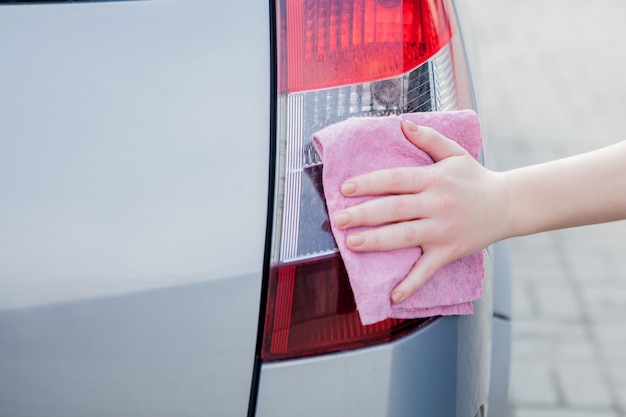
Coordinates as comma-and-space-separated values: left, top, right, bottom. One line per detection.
489, 170, 515, 243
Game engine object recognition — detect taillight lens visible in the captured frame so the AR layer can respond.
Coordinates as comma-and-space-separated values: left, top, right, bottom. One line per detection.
280, 0, 452, 93
263, 256, 432, 361
263, 0, 473, 361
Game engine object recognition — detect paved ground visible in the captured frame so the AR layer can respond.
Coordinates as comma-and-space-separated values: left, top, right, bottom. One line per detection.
463, 1, 626, 416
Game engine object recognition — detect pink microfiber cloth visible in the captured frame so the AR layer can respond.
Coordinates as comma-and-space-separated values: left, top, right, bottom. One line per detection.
312, 110, 484, 325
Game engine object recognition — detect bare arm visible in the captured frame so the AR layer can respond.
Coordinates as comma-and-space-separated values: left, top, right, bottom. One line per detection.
335, 119, 626, 303
504, 141, 626, 236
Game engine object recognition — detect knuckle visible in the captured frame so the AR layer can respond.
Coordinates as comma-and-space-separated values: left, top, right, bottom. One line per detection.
435, 193, 452, 211
422, 167, 439, 187
390, 197, 408, 218
387, 167, 405, 188
425, 165, 442, 184
401, 223, 419, 245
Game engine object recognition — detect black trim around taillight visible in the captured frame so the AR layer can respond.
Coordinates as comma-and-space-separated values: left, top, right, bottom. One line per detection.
246, 0, 278, 415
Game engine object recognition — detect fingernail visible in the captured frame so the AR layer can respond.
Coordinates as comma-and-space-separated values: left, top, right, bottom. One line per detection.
341, 181, 357, 195
334, 211, 351, 228
346, 234, 365, 248
391, 289, 406, 304
401, 118, 419, 132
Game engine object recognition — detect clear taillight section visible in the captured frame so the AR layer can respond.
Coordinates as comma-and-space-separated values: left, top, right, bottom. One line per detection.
262, 0, 473, 361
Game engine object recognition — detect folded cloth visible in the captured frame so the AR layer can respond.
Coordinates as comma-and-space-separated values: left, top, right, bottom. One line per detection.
312, 110, 484, 325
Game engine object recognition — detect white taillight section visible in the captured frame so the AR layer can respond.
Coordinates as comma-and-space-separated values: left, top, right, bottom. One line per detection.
274, 45, 461, 265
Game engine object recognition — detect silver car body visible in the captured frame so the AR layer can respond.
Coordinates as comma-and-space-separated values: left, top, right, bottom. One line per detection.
0, 1, 510, 416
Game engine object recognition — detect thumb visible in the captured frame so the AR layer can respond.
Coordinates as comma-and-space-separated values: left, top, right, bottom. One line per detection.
400, 118, 467, 163
390, 249, 449, 304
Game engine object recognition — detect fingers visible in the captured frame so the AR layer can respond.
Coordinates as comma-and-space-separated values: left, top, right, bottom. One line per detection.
341, 165, 430, 197
390, 249, 449, 304
400, 118, 467, 162
334, 193, 437, 229
342, 217, 454, 304
344, 219, 433, 252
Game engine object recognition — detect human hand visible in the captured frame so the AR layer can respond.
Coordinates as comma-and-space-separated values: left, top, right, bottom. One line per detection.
333, 118, 509, 304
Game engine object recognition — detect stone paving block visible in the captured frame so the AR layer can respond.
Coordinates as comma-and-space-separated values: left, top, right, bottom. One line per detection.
513, 409, 618, 417
512, 321, 587, 343
513, 268, 569, 287
559, 223, 626, 251
594, 324, 626, 365
615, 258, 626, 281
556, 364, 613, 408
509, 362, 559, 407
534, 284, 581, 321
510, 253, 568, 286
563, 252, 614, 285
507, 233, 557, 255
582, 286, 626, 324
609, 367, 626, 411
511, 339, 594, 365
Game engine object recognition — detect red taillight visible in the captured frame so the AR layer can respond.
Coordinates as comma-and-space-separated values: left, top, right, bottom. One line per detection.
279, 0, 452, 93
264, 0, 468, 361
262, 257, 430, 361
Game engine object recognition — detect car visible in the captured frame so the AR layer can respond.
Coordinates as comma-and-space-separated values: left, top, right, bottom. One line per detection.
0, 0, 511, 416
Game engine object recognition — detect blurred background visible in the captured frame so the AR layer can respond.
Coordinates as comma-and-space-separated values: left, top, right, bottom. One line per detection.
464, 1, 626, 416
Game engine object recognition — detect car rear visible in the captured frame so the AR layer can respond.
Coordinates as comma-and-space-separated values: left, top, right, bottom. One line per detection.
0, 0, 510, 416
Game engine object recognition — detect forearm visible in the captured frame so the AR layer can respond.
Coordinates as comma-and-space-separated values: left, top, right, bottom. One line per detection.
502, 140, 626, 238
